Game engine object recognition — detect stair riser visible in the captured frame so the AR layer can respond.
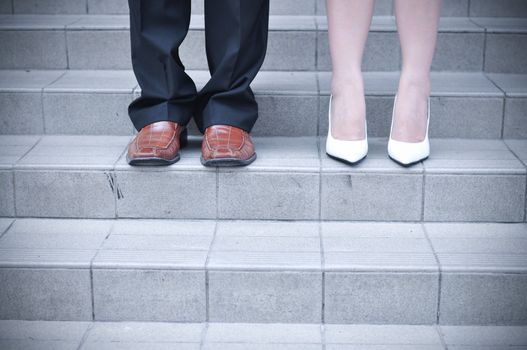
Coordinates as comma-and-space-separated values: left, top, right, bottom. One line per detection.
2, 168, 525, 222
1, 29, 525, 73
3, 0, 527, 17
0, 93, 516, 139
504, 99, 527, 139
1, 267, 526, 325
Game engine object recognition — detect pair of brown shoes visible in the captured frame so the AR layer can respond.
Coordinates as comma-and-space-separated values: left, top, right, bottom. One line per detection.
126, 121, 256, 167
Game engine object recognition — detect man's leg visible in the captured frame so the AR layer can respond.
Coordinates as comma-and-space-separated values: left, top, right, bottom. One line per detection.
126, 0, 196, 166
128, 0, 196, 131
196, 0, 270, 133
198, 0, 270, 167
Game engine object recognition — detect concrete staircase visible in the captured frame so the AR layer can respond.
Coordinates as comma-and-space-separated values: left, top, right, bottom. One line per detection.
1, 0, 527, 346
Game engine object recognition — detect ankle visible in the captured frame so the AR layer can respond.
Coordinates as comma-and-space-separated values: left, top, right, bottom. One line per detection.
391, 74, 430, 143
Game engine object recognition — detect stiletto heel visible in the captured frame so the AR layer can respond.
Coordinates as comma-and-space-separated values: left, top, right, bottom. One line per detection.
387, 95, 430, 167
325, 95, 368, 165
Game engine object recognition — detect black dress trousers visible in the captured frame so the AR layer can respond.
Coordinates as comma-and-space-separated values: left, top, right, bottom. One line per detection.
128, 0, 270, 133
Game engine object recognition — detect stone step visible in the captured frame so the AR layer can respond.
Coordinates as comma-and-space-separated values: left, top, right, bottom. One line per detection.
1, 322, 527, 350
2, 70, 526, 139
1, 321, 527, 350
0, 15, 526, 73
1, 135, 526, 222
0, 218, 526, 325
3, 0, 527, 18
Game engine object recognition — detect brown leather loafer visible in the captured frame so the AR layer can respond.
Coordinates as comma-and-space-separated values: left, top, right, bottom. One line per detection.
127, 121, 187, 166
201, 125, 256, 167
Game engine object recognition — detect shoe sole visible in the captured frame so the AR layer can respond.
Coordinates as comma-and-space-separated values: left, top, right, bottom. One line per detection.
126, 129, 188, 166
389, 155, 429, 167
127, 154, 181, 166
201, 153, 257, 167
326, 152, 367, 166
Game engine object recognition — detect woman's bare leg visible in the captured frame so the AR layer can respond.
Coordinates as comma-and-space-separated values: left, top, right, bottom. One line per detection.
327, 0, 375, 140
392, 0, 442, 142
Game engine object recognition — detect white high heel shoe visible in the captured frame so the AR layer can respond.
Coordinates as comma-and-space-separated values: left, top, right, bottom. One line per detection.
388, 95, 430, 166
326, 95, 368, 165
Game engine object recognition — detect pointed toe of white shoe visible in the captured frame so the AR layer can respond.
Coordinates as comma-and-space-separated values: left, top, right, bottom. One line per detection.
387, 138, 429, 166
388, 96, 431, 167
325, 95, 368, 165
326, 136, 368, 165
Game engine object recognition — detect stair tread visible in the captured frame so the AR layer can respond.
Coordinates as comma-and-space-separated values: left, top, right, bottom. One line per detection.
487, 74, 527, 97
1, 14, 526, 33
1, 69, 519, 96
507, 140, 527, 162
0, 218, 526, 273
1, 320, 526, 348
1, 134, 524, 174
471, 17, 527, 33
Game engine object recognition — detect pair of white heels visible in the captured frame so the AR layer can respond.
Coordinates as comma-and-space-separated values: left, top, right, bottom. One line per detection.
326, 95, 430, 167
